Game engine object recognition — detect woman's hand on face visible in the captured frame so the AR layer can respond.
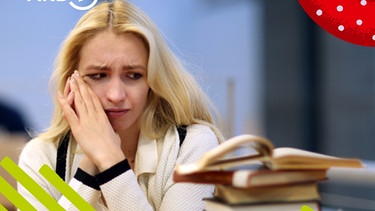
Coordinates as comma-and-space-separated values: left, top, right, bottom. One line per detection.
58, 70, 125, 172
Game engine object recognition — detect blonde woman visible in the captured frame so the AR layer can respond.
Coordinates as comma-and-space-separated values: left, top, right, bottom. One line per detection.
18, 0, 223, 210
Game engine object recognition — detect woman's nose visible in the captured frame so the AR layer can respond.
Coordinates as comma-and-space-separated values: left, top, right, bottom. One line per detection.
106, 78, 126, 104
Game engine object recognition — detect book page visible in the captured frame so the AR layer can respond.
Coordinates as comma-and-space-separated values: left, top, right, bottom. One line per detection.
271, 147, 363, 169
273, 147, 337, 160
175, 134, 274, 174
200, 135, 274, 169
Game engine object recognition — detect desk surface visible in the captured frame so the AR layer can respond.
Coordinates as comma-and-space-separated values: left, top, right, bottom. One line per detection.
321, 160, 375, 211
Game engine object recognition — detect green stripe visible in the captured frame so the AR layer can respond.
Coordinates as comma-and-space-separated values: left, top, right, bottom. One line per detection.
301, 205, 314, 211
0, 203, 7, 211
0, 176, 36, 211
0, 156, 64, 211
39, 164, 96, 211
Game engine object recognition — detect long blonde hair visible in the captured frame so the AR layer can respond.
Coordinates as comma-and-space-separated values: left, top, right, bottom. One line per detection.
40, 0, 223, 142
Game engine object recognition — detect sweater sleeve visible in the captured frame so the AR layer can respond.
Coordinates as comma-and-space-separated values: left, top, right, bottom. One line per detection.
17, 138, 101, 210
58, 177, 101, 210
95, 159, 154, 210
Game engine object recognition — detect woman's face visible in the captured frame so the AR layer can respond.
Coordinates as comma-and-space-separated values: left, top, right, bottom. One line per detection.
78, 30, 149, 133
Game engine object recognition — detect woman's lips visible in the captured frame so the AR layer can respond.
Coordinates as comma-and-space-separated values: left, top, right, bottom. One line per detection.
105, 108, 128, 118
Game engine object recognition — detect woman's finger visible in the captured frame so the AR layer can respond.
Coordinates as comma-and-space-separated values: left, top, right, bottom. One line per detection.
84, 79, 104, 114
67, 91, 75, 107
63, 77, 71, 97
58, 91, 79, 129
69, 75, 87, 117
72, 71, 97, 114
63, 77, 74, 106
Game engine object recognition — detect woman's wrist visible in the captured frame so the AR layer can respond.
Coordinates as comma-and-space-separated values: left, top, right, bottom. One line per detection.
95, 159, 131, 186
95, 152, 126, 172
79, 156, 99, 176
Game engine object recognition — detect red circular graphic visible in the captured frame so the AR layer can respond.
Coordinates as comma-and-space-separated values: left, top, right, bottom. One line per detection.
298, 0, 375, 47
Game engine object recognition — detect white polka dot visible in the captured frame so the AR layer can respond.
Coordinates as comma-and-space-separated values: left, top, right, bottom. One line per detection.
316, 9, 323, 16
372, 35, 375, 41
357, 19, 363, 25
361, 0, 367, 6
338, 25, 345, 31
337, 5, 343, 12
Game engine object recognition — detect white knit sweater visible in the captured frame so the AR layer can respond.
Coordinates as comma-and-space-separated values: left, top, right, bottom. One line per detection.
18, 124, 218, 210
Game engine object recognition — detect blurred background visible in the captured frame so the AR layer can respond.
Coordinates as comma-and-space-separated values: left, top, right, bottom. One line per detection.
1, 0, 375, 210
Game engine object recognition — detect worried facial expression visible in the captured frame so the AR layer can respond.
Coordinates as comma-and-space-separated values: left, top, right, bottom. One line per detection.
78, 30, 149, 133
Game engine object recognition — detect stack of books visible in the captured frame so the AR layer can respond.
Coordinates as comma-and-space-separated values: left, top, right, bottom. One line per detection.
173, 134, 364, 211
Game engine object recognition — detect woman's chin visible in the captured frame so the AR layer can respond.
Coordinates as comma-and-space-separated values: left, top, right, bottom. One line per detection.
110, 122, 132, 133
109, 118, 139, 133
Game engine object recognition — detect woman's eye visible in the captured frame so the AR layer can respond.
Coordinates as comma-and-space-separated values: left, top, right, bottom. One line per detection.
87, 73, 106, 80
128, 73, 143, 80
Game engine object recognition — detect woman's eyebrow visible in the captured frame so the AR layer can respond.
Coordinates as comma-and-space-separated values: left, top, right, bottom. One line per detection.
86, 64, 110, 71
85, 64, 147, 71
123, 64, 147, 71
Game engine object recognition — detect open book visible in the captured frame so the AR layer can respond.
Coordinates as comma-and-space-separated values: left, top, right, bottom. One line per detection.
174, 134, 364, 175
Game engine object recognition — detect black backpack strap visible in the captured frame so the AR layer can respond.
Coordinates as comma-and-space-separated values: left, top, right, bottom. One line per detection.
177, 125, 187, 147
56, 132, 70, 181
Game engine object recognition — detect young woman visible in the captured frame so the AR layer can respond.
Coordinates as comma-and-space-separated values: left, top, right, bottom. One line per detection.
18, 0, 223, 210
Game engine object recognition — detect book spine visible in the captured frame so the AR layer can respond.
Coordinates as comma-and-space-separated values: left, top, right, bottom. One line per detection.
174, 171, 254, 188
173, 171, 234, 185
